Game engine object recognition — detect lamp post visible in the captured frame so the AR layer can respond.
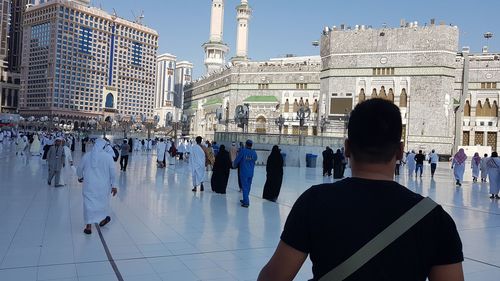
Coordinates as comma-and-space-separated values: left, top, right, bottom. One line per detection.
320, 115, 329, 136
275, 114, 285, 144
234, 104, 249, 133
143, 114, 159, 139
296, 105, 311, 145
343, 110, 350, 140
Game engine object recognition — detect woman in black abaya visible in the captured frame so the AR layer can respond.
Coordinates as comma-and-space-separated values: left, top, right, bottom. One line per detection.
263, 145, 284, 202
211, 145, 232, 194
333, 149, 344, 179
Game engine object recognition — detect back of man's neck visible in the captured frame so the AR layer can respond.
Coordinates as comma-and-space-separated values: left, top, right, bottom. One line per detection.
350, 162, 395, 181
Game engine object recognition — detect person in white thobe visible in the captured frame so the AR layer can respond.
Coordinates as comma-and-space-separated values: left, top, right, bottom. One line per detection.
452, 149, 467, 186
406, 151, 416, 176
487, 152, 500, 199
480, 154, 489, 182
471, 153, 481, 182
156, 139, 167, 168
15, 136, 26, 155
190, 136, 206, 192
58, 139, 74, 186
30, 134, 41, 156
77, 138, 117, 235
166, 140, 173, 165
133, 138, 140, 151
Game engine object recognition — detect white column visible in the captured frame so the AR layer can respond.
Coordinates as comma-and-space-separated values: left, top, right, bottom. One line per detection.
209, 0, 225, 42
235, 0, 251, 60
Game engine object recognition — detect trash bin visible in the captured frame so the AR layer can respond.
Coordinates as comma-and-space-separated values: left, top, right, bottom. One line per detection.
281, 152, 287, 167
305, 153, 312, 167
310, 154, 318, 168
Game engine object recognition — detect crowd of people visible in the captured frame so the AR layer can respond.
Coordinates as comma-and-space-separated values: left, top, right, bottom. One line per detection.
4, 96, 500, 280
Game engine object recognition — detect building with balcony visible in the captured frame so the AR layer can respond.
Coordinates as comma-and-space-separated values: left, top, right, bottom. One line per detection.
184, 55, 321, 140
18, 0, 159, 128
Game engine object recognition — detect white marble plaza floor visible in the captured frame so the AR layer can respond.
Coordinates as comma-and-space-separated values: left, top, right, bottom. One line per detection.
0, 141, 499, 281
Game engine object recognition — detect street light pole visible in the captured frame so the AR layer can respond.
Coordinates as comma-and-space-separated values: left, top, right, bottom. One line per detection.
275, 114, 285, 144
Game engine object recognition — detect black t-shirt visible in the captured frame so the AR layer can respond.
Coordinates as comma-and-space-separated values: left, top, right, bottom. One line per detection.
415, 154, 425, 165
281, 178, 463, 281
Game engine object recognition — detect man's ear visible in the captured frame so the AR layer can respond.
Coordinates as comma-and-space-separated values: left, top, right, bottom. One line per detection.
396, 141, 404, 160
344, 139, 351, 158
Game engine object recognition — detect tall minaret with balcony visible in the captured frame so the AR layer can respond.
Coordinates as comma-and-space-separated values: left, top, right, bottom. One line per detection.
203, 0, 229, 74
231, 0, 251, 65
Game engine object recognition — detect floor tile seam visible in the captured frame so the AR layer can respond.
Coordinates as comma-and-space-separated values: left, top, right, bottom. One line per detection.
439, 202, 500, 216
110, 187, 196, 252
0, 177, 45, 267
0, 258, 111, 271
459, 225, 500, 231
464, 256, 500, 269
67, 185, 78, 267
95, 224, 124, 281
36, 188, 70, 279
122, 246, 276, 262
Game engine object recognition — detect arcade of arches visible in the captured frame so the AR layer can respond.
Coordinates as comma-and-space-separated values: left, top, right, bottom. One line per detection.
358, 87, 407, 107
463, 98, 499, 151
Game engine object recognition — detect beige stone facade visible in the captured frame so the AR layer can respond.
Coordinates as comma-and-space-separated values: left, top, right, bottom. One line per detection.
320, 24, 460, 154
184, 56, 321, 140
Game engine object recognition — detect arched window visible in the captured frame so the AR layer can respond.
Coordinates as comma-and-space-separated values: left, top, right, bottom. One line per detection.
379, 86, 387, 99
399, 88, 408, 107
476, 100, 483, 117
464, 100, 471, 116
284, 99, 289, 112
371, 88, 378, 99
388, 88, 394, 102
493, 101, 498, 117
358, 88, 366, 103
484, 98, 493, 116
105, 93, 114, 108
255, 116, 266, 134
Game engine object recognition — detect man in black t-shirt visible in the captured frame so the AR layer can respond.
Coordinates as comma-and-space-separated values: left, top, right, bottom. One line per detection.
415, 150, 425, 177
258, 99, 464, 281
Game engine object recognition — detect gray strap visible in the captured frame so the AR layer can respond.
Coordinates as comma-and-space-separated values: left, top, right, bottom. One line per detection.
319, 197, 438, 281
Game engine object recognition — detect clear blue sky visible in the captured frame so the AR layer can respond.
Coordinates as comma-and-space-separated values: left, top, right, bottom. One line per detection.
99, 0, 500, 78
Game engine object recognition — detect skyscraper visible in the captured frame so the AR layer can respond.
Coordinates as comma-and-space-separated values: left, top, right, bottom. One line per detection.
174, 61, 193, 109
19, 0, 159, 125
0, 0, 24, 113
154, 54, 192, 127
156, 53, 176, 109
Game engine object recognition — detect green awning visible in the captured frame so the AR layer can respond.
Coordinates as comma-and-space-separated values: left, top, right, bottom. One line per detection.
185, 102, 198, 110
203, 97, 223, 107
243, 95, 279, 103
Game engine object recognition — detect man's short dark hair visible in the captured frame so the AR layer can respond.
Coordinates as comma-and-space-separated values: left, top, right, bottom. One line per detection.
196, 136, 202, 144
347, 99, 402, 163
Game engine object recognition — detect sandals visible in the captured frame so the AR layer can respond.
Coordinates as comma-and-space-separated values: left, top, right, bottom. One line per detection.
99, 216, 111, 227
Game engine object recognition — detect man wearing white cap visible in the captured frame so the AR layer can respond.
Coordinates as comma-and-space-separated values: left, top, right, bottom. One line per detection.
77, 138, 117, 234
47, 137, 66, 187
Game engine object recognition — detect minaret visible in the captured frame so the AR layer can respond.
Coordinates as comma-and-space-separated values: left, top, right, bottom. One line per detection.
203, 0, 229, 74
231, 0, 251, 65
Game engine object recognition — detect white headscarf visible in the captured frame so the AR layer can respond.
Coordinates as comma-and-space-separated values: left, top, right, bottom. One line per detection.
91, 138, 108, 168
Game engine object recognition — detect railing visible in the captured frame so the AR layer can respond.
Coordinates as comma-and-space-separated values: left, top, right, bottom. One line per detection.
214, 132, 344, 147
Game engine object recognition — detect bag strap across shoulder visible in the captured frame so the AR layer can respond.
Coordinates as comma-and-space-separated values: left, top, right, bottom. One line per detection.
319, 197, 438, 281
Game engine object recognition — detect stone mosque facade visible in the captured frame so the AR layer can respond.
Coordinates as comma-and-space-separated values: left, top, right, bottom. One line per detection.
184, 2, 500, 155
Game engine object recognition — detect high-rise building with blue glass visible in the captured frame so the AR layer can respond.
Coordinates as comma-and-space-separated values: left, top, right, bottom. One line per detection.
19, 0, 159, 125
